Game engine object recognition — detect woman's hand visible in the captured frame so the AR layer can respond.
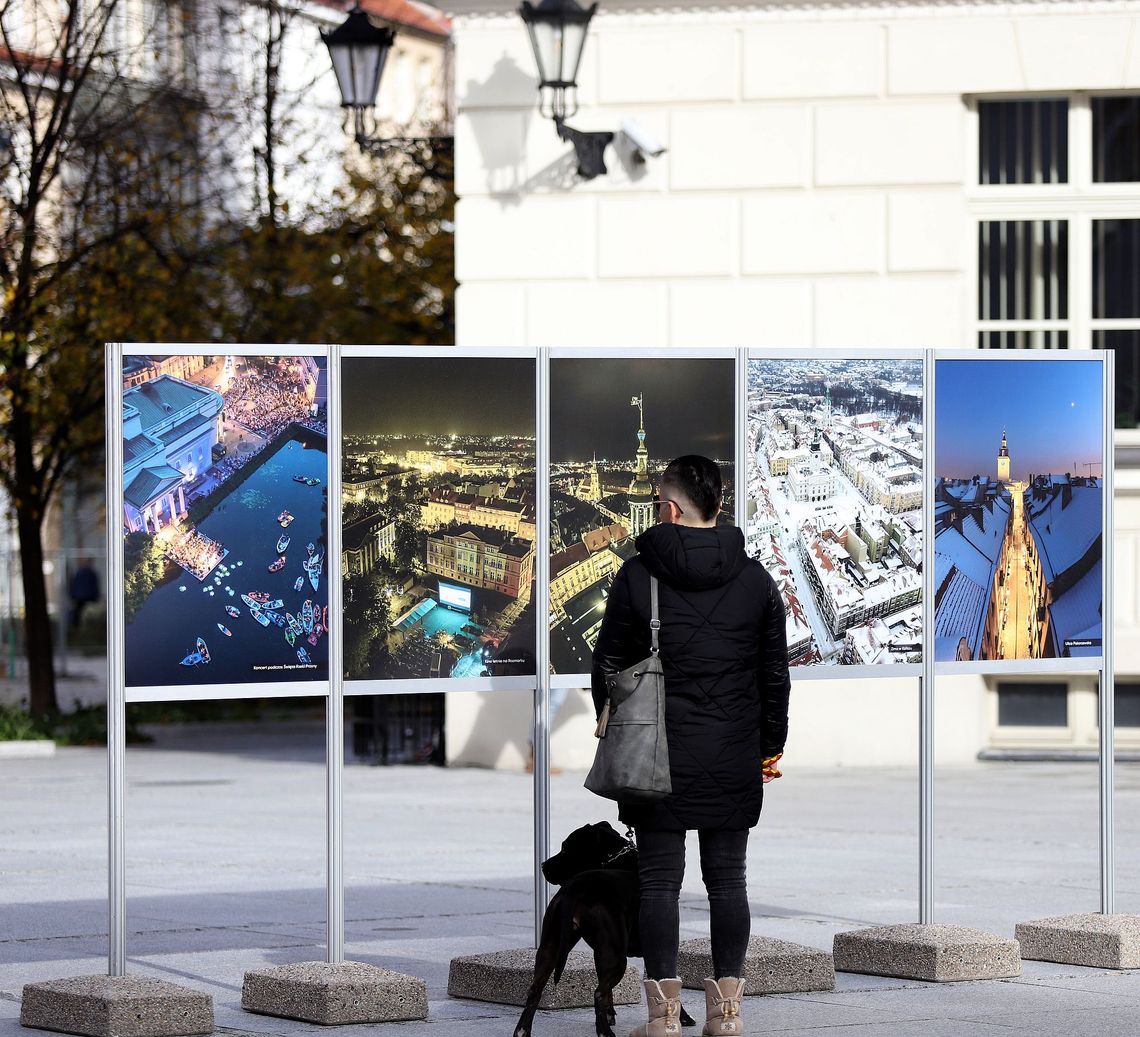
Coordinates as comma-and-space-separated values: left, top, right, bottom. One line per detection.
761, 753, 783, 783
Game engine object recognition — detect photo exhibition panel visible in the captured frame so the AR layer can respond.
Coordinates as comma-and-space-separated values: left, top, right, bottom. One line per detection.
933, 355, 1105, 665
122, 350, 330, 693
549, 354, 737, 682
341, 352, 538, 685
746, 355, 925, 670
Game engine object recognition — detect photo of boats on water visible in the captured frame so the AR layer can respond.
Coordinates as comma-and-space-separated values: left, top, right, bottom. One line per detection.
122, 352, 330, 689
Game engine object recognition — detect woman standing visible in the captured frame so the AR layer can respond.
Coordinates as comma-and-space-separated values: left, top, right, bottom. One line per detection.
591, 455, 791, 1037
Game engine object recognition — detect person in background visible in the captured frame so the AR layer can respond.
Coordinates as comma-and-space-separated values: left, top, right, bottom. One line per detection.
68, 558, 100, 630
591, 455, 791, 1037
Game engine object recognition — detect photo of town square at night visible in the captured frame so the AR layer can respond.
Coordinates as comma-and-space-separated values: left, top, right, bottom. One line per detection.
747, 357, 924, 668
549, 357, 735, 677
122, 353, 329, 688
935, 357, 1104, 662
341, 356, 536, 683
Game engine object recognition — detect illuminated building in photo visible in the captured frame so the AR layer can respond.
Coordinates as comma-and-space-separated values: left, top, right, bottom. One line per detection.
122, 355, 209, 389
549, 523, 632, 620
343, 513, 398, 577
997, 429, 1011, 483
426, 523, 535, 601
122, 376, 224, 533
627, 393, 655, 537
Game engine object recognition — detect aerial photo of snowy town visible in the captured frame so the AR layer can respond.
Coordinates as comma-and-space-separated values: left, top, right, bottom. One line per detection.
341, 356, 536, 682
549, 357, 735, 676
935, 357, 1103, 662
122, 353, 329, 688
746, 357, 924, 668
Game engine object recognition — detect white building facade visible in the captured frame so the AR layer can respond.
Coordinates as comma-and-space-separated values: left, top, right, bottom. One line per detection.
445, 0, 1140, 769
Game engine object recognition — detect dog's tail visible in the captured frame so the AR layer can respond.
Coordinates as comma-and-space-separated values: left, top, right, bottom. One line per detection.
551, 903, 578, 987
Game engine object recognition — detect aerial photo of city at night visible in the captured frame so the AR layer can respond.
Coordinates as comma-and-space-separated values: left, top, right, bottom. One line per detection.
341, 356, 536, 682
935, 357, 1103, 662
746, 357, 924, 667
549, 357, 735, 676
122, 353, 329, 688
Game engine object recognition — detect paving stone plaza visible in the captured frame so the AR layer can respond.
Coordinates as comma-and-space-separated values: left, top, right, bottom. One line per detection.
4, 721, 1140, 1035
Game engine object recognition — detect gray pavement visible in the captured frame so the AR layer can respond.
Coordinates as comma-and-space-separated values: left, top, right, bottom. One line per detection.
3, 720, 1140, 1035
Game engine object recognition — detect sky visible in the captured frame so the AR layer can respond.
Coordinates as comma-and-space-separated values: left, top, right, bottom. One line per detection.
550, 357, 735, 462
342, 356, 535, 436
936, 358, 1103, 480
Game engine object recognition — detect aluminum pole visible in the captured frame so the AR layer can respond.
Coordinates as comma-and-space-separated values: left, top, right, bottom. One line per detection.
1100, 349, 1116, 914
534, 348, 551, 946
920, 350, 936, 925
327, 346, 345, 962
105, 344, 127, 976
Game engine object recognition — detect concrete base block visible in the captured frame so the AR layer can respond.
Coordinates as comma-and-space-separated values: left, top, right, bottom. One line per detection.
833, 924, 1020, 982
20, 975, 213, 1037
1016, 913, 1140, 969
241, 961, 427, 1025
678, 936, 835, 994
448, 948, 641, 1009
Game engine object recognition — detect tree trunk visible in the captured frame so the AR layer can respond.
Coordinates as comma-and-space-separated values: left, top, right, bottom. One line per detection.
16, 501, 57, 717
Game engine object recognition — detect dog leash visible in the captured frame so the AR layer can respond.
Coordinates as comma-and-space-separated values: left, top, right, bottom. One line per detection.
601, 827, 638, 867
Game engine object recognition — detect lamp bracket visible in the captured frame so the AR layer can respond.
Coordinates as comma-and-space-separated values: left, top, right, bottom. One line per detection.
554, 117, 614, 180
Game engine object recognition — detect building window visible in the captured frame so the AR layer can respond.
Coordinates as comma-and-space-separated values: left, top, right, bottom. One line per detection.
972, 94, 1140, 427
1115, 682, 1140, 728
996, 681, 1068, 727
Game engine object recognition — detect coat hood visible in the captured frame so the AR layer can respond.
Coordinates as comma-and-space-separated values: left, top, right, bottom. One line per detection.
634, 523, 749, 592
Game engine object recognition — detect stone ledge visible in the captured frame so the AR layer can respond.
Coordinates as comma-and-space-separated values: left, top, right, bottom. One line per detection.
1016, 913, 1140, 969
20, 975, 213, 1037
241, 961, 427, 1025
448, 948, 641, 1008
678, 936, 835, 994
833, 924, 1020, 982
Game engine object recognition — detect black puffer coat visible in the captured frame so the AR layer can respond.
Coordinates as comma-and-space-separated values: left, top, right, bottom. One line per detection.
590, 523, 791, 832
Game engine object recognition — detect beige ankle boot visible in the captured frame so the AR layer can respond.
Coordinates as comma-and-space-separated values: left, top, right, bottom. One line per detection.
630, 978, 683, 1037
701, 977, 745, 1036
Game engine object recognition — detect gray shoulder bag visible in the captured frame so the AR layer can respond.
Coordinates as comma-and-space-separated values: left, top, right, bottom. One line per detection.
584, 574, 672, 804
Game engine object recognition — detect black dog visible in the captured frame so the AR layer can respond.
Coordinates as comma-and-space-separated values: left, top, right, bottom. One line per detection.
513, 822, 695, 1037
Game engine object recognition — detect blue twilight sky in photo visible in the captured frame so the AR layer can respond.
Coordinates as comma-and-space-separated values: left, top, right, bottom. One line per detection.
936, 358, 1103, 481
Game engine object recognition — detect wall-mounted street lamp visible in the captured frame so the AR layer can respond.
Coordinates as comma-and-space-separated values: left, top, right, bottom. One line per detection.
518, 0, 613, 180
320, 3, 450, 177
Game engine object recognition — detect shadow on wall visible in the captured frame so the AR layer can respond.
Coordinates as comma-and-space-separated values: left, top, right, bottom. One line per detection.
464, 54, 651, 205
465, 55, 536, 198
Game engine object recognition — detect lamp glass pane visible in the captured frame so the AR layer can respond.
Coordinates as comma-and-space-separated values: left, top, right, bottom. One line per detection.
530, 21, 557, 84
351, 42, 384, 107
328, 43, 357, 106
562, 21, 586, 83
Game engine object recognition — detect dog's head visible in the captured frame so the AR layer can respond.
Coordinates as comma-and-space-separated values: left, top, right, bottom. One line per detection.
542, 822, 634, 886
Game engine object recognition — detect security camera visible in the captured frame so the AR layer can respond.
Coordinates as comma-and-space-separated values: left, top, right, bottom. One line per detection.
620, 118, 666, 162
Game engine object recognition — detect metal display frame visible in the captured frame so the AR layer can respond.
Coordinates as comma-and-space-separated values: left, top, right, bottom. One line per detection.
100, 343, 1119, 983
107, 343, 336, 975
927, 347, 1115, 916
338, 343, 543, 942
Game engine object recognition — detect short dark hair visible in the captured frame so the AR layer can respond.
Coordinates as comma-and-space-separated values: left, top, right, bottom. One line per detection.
661, 455, 722, 521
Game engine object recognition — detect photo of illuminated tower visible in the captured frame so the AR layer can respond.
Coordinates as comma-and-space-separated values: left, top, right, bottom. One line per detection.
548, 357, 735, 676
627, 393, 655, 537
997, 429, 1011, 483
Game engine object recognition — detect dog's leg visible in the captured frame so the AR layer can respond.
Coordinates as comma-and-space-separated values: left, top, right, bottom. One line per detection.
591, 945, 626, 1037
513, 897, 573, 1037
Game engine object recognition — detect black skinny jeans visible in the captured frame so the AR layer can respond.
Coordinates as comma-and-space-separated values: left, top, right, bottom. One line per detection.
635, 827, 750, 980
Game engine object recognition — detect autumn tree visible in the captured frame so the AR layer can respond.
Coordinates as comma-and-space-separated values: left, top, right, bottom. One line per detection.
0, 1, 453, 716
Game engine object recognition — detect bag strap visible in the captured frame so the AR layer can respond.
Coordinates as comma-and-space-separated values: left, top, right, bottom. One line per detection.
649, 574, 660, 656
